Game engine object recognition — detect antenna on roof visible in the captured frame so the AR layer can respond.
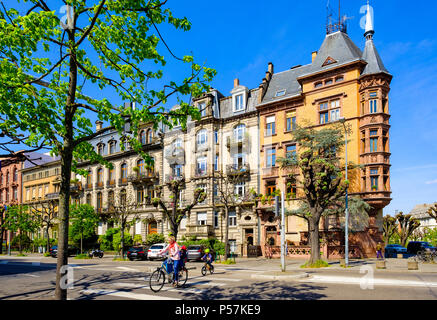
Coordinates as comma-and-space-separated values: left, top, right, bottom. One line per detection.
326, 0, 347, 34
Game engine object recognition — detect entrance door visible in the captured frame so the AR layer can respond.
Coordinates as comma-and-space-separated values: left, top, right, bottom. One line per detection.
148, 221, 157, 234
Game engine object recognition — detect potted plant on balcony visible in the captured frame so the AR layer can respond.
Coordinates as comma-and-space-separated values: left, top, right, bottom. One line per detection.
133, 166, 140, 174
371, 185, 378, 191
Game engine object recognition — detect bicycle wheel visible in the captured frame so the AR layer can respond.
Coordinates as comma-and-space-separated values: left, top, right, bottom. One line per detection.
178, 267, 188, 287
149, 269, 166, 293
201, 265, 207, 276
209, 264, 214, 275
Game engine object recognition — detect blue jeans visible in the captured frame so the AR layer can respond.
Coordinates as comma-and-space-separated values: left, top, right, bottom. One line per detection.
173, 259, 181, 283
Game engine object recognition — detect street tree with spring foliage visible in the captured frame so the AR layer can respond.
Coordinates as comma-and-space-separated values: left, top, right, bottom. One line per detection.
382, 215, 398, 247
396, 211, 420, 247
0, 0, 215, 300
152, 176, 206, 241
427, 203, 437, 221
277, 124, 353, 265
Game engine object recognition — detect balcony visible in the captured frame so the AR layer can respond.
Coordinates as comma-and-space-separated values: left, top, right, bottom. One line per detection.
165, 174, 185, 184
262, 166, 279, 178
106, 180, 116, 188
45, 192, 60, 200
226, 164, 250, 178
226, 134, 250, 153
118, 178, 128, 186
186, 224, 214, 237
128, 171, 159, 185
70, 183, 83, 195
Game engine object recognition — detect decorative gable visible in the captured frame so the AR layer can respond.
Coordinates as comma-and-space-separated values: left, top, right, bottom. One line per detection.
322, 56, 337, 67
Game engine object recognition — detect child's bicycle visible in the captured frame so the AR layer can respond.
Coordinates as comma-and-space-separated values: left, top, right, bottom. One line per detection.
201, 261, 214, 276
149, 256, 188, 292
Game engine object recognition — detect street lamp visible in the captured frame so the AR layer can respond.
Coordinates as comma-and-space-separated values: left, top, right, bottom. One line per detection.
339, 117, 349, 267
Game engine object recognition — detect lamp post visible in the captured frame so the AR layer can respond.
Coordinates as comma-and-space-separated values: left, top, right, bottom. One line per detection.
339, 118, 349, 267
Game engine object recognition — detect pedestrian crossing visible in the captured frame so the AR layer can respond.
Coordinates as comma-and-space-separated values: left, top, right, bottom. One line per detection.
77, 274, 245, 300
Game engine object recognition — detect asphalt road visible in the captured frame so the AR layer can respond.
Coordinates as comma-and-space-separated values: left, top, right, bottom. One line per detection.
1, 256, 437, 300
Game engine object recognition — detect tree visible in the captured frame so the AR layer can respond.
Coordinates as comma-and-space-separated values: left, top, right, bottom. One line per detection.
29, 199, 58, 253
0, 206, 7, 254
4, 205, 41, 254
153, 176, 206, 241
214, 170, 255, 260
101, 190, 141, 259
69, 204, 99, 254
0, 0, 215, 300
277, 125, 351, 265
382, 215, 398, 247
427, 203, 437, 221
396, 212, 420, 247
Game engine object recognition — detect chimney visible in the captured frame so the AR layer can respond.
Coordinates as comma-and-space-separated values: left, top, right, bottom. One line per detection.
95, 120, 103, 131
312, 51, 318, 62
234, 78, 240, 88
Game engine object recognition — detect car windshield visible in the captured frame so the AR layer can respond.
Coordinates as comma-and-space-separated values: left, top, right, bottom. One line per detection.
422, 243, 432, 248
150, 245, 163, 250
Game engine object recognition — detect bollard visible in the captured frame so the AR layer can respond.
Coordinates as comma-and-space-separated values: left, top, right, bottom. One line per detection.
376, 260, 386, 269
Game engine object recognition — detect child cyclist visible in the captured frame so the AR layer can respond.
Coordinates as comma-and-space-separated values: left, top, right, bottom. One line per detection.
159, 236, 181, 287
201, 248, 214, 270
179, 245, 188, 269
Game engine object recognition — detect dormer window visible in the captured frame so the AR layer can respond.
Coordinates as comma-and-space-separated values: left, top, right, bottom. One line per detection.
275, 90, 286, 97
97, 144, 105, 156
235, 94, 244, 112
198, 102, 206, 117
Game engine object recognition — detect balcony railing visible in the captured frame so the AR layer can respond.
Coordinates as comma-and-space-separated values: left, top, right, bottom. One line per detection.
226, 163, 250, 176
165, 174, 185, 184
186, 224, 214, 237
128, 171, 159, 184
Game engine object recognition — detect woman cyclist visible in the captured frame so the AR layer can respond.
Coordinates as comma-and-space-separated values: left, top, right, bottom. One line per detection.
159, 236, 181, 287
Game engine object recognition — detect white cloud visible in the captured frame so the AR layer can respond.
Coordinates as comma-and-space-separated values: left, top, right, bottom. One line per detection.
425, 179, 437, 185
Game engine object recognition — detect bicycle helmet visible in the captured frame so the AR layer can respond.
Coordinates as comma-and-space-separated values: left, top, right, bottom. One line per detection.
204, 248, 210, 253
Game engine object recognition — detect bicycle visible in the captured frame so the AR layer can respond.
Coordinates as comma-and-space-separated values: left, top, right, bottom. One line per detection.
201, 261, 214, 276
149, 257, 188, 293
416, 250, 437, 263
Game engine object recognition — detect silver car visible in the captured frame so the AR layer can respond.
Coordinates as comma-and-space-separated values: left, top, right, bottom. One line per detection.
187, 245, 205, 261
147, 243, 168, 260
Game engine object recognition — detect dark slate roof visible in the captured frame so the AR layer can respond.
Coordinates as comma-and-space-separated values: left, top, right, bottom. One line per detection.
22, 152, 60, 169
305, 31, 363, 75
361, 39, 390, 76
261, 64, 311, 104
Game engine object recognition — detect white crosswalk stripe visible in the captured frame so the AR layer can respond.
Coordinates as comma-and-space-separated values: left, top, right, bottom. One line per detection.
80, 289, 180, 300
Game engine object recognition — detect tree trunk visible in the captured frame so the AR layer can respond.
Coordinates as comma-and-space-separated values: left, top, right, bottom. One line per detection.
46, 226, 50, 254
0, 209, 4, 255
224, 207, 229, 260
308, 216, 321, 265
80, 230, 83, 255
121, 223, 125, 259
54, 148, 73, 300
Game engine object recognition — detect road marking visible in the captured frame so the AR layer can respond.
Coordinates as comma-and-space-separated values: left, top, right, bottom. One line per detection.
22, 274, 40, 278
303, 275, 437, 288
116, 266, 141, 272
80, 289, 180, 300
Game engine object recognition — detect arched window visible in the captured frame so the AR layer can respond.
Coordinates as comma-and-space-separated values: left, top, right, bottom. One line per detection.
120, 189, 127, 205
121, 163, 128, 182
233, 124, 246, 142
97, 143, 105, 156
86, 170, 92, 188
146, 129, 153, 144
5, 171, 9, 184
196, 129, 207, 147
137, 159, 145, 175
173, 138, 182, 149
139, 130, 146, 145
97, 168, 103, 186
108, 191, 115, 209
96, 192, 103, 212
13, 168, 17, 182
108, 165, 115, 185
0, 173, 3, 185
137, 187, 144, 204
109, 141, 116, 154
147, 157, 155, 175
86, 193, 92, 205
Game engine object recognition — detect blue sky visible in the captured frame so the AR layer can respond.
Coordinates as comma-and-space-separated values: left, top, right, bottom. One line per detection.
162, 0, 437, 216
4, 0, 437, 216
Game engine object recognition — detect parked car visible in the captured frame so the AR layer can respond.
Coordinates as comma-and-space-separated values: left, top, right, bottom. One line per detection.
147, 243, 167, 260
187, 245, 205, 261
127, 246, 149, 261
49, 245, 80, 258
407, 241, 436, 255
384, 244, 407, 258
